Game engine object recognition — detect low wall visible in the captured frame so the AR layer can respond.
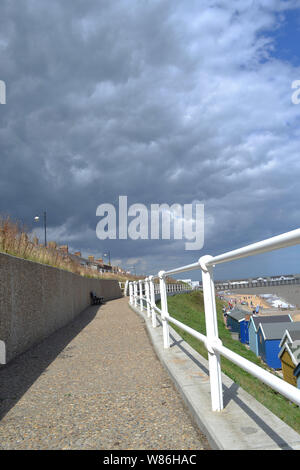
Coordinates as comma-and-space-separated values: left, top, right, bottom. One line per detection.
0, 252, 122, 364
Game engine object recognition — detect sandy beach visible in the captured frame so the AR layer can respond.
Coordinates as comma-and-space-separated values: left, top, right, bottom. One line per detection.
222, 293, 272, 311
221, 292, 300, 321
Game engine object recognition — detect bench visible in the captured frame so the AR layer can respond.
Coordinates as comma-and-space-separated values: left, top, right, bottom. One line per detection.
90, 292, 104, 305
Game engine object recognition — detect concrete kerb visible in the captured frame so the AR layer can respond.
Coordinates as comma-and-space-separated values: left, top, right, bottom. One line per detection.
129, 302, 300, 450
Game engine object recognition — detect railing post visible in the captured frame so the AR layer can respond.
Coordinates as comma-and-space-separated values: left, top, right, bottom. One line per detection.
199, 255, 224, 412
159, 270, 170, 349
145, 277, 151, 318
139, 280, 143, 311
149, 275, 157, 328
134, 281, 138, 308
129, 282, 133, 305
124, 280, 129, 296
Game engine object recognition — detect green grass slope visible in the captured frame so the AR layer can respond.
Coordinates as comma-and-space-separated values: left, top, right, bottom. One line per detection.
161, 291, 300, 434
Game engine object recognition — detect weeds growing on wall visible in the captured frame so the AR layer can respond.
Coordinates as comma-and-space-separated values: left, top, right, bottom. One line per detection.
0, 216, 135, 282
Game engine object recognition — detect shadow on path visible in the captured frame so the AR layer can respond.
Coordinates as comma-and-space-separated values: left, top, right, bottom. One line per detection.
0, 305, 99, 421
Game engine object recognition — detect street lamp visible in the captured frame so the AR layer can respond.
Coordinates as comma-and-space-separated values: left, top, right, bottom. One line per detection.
34, 211, 47, 247
103, 250, 111, 265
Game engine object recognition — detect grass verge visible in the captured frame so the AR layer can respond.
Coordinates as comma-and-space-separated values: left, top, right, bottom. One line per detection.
159, 290, 300, 434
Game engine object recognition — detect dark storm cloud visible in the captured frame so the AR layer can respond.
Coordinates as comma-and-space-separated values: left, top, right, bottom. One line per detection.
1, 0, 300, 277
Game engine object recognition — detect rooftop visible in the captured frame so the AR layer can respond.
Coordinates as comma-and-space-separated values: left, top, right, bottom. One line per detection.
227, 308, 249, 322
251, 314, 292, 332
279, 340, 300, 367
259, 322, 300, 341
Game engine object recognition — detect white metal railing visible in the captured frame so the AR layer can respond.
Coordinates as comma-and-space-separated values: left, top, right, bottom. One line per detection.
128, 228, 300, 412
155, 282, 192, 295
119, 280, 129, 296
124, 281, 192, 296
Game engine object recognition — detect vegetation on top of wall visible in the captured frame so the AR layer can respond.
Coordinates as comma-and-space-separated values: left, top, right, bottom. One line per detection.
0, 216, 185, 284
0, 216, 136, 282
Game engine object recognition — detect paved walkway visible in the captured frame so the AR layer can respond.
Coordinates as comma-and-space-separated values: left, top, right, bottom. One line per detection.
0, 298, 210, 450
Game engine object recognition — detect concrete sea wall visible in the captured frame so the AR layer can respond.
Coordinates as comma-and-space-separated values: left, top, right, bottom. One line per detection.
0, 252, 122, 364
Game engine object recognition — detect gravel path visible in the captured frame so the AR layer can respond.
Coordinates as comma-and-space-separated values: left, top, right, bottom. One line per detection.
0, 297, 210, 450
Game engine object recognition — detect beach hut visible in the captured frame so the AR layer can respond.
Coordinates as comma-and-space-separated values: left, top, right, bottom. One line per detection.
278, 334, 300, 386
294, 362, 300, 389
226, 308, 250, 344
248, 314, 292, 356
279, 327, 300, 386
279, 327, 300, 349
257, 322, 300, 369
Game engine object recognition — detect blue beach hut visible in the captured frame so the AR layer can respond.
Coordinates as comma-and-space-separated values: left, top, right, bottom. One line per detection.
257, 322, 300, 369
248, 314, 292, 356
226, 308, 250, 344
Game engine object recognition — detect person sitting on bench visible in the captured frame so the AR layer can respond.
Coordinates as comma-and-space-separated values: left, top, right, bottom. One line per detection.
90, 291, 104, 305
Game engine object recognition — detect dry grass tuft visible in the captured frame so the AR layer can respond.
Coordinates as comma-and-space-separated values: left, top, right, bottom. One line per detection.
0, 216, 137, 282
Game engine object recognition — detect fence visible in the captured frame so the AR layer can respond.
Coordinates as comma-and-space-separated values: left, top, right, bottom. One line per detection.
153, 282, 193, 295
128, 228, 300, 412
119, 280, 192, 296
119, 280, 129, 296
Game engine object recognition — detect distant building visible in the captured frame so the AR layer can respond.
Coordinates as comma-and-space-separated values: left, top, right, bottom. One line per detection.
178, 279, 193, 287
59, 245, 69, 254
178, 279, 200, 289
190, 281, 201, 289
215, 273, 300, 291
69, 251, 112, 273
48, 243, 125, 274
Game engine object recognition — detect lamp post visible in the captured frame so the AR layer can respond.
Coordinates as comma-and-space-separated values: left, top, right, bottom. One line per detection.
34, 211, 47, 247
103, 250, 111, 265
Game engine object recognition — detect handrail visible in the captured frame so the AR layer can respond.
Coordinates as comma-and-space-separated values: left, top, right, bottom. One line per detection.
139, 292, 299, 405
129, 228, 300, 412
215, 342, 299, 404
164, 261, 200, 277
205, 228, 300, 267
161, 228, 300, 276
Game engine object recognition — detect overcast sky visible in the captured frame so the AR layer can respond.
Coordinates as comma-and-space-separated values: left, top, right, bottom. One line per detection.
1, 0, 300, 280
